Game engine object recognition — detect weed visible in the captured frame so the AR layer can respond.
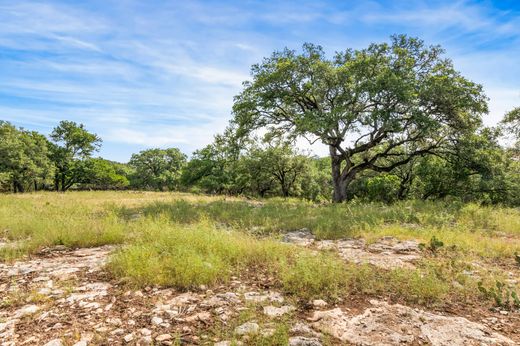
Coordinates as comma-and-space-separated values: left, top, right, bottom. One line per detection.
419, 236, 444, 254
478, 281, 520, 310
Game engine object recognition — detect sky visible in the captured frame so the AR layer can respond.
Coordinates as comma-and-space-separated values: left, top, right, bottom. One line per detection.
1, 0, 519, 162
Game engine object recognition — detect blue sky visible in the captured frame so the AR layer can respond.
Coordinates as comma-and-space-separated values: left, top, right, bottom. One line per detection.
1, 0, 519, 162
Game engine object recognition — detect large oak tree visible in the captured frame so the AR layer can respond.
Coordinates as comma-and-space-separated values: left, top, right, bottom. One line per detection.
231, 35, 488, 202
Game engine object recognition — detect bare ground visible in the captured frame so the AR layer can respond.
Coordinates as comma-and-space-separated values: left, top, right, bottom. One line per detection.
1, 242, 519, 346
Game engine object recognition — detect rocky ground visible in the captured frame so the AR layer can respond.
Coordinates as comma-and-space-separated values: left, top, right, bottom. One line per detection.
1, 234, 519, 345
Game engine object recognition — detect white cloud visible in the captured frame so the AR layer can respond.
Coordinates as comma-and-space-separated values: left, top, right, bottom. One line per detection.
1, 0, 519, 162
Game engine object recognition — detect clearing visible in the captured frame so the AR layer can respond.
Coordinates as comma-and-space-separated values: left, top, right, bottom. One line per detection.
0, 192, 519, 345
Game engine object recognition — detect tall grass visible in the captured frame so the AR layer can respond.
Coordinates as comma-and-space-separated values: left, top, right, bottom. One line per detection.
1, 192, 518, 306
109, 218, 290, 288
131, 199, 520, 257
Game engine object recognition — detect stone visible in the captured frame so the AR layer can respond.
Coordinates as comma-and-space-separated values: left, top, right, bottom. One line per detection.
140, 328, 152, 336
235, 322, 260, 335
290, 322, 314, 335
244, 291, 284, 303
151, 316, 163, 325
186, 311, 212, 323
111, 328, 125, 336
263, 305, 296, 317
310, 301, 515, 345
282, 230, 315, 246
139, 336, 153, 345
156, 334, 172, 342
214, 342, 231, 346
43, 340, 63, 346
72, 341, 88, 346
15, 304, 39, 318
312, 299, 327, 307
288, 336, 322, 346
123, 334, 134, 343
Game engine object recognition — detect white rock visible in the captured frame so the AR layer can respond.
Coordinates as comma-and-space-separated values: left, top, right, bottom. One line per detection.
235, 322, 259, 335
72, 341, 88, 346
140, 328, 152, 336
15, 304, 39, 318
310, 301, 515, 345
44, 339, 63, 346
288, 336, 322, 346
111, 328, 125, 335
139, 336, 153, 345
155, 334, 172, 342
312, 300, 327, 307
263, 305, 296, 317
123, 333, 134, 343
151, 316, 163, 325
214, 342, 231, 346
290, 323, 314, 335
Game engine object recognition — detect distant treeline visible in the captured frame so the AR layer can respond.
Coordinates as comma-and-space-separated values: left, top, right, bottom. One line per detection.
1, 118, 519, 205
2, 36, 520, 204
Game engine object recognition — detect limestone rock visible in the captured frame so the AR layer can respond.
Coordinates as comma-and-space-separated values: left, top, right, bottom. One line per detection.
288, 336, 322, 346
282, 230, 315, 246
312, 299, 327, 308
156, 334, 172, 342
310, 301, 515, 346
263, 305, 296, 317
43, 340, 63, 346
235, 322, 259, 335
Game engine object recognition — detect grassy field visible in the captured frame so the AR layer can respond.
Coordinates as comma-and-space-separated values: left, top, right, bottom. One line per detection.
1, 191, 519, 310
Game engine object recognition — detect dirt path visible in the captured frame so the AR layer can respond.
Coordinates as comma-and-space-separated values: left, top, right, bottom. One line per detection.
0, 244, 518, 345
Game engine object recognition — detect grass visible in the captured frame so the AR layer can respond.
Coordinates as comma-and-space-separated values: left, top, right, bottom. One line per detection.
1, 191, 519, 309
109, 218, 291, 289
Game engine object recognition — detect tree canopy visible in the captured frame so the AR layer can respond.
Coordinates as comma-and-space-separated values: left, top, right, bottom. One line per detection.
129, 148, 187, 191
50, 120, 102, 191
232, 35, 488, 202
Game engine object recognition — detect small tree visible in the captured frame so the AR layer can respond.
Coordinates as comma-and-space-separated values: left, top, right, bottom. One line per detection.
50, 120, 102, 191
232, 35, 487, 202
248, 142, 309, 197
129, 148, 186, 191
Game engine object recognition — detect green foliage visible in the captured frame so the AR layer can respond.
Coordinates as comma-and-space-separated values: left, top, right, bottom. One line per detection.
281, 252, 347, 301
129, 148, 186, 191
50, 120, 102, 191
231, 35, 487, 202
345, 264, 451, 304
365, 174, 401, 203
2, 192, 519, 311
0, 121, 54, 192
76, 158, 130, 190
478, 281, 520, 310
419, 236, 445, 254
502, 106, 520, 139
109, 219, 291, 289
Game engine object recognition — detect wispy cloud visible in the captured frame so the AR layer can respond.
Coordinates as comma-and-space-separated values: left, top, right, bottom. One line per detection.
0, 0, 518, 161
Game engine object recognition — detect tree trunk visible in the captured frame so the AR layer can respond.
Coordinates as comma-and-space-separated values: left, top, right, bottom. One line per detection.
14, 180, 24, 193
330, 146, 348, 203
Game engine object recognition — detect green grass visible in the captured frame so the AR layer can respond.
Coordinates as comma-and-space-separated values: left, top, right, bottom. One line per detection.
133, 198, 520, 258
108, 218, 291, 289
1, 191, 519, 309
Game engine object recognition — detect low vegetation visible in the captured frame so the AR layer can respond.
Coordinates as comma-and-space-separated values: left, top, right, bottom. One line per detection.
1, 191, 519, 311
